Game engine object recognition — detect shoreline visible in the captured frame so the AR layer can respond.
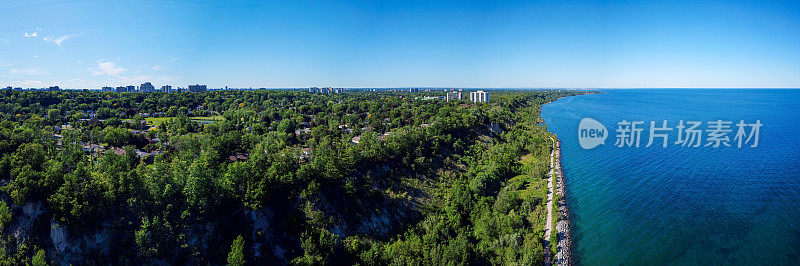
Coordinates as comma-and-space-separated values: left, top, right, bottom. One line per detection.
543, 94, 580, 266
552, 137, 572, 265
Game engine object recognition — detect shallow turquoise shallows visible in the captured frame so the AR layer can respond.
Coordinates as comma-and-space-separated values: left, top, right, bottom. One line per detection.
541, 89, 800, 265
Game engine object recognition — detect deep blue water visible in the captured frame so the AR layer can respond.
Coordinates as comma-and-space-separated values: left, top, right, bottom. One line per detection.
541, 89, 800, 265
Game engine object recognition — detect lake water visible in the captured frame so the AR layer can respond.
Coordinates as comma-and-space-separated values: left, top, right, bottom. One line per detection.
541, 89, 800, 265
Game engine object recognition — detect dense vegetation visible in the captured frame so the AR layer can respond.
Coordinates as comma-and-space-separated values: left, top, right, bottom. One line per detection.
0, 89, 588, 265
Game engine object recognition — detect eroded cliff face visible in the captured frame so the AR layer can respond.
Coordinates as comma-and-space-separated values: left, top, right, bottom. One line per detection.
11, 202, 44, 243
49, 220, 113, 263
2, 178, 424, 265
4, 201, 113, 264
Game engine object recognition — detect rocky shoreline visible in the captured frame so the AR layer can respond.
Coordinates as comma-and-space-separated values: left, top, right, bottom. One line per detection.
553, 138, 572, 266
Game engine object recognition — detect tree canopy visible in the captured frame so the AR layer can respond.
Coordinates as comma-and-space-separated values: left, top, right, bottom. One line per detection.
0, 89, 592, 264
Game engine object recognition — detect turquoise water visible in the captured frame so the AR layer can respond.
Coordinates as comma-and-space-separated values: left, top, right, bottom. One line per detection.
541, 89, 800, 265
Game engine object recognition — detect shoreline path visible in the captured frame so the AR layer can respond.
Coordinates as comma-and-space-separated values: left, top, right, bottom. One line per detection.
544, 136, 555, 266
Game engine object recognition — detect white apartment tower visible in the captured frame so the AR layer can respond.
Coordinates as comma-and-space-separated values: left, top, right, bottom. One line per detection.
469, 90, 489, 103
446, 91, 462, 101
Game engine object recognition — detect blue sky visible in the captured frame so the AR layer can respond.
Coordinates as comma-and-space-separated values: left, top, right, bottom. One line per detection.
1, 0, 799, 89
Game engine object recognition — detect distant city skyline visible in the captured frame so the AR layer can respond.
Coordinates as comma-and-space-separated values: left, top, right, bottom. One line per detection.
1, 0, 799, 89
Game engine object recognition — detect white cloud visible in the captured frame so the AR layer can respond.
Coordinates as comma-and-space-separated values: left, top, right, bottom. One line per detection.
90, 61, 126, 76
24, 32, 38, 38
6, 79, 97, 90
119, 75, 151, 84
85, 60, 153, 85
151, 65, 164, 71
11, 67, 48, 75
43, 32, 83, 47
10, 80, 45, 87
0, 60, 18, 67
154, 76, 182, 84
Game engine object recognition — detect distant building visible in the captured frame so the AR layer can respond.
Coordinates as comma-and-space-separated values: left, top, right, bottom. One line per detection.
116, 86, 127, 93
126, 85, 136, 92
47, 86, 60, 91
188, 84, 207, 92
308, 87, 339, 93
469, 90, 489, 103
409, 88, 419, 92
102, 86, 114, 92
3, 86, 11, 90
140, 82, 155, 92
160, 85, 172, 93
446, 92, 462, 101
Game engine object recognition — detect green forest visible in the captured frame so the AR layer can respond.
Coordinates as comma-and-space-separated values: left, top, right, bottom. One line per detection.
0, 89, 588, 265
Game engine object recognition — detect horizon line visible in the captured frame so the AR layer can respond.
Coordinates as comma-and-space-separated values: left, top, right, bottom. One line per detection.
17, 87, 800, 90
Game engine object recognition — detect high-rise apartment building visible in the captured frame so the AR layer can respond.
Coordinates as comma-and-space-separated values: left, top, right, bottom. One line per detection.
446, 92, 462, 101
188, 84, 207, 92
469, 90, 489, 103
140, 82, 155, 92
